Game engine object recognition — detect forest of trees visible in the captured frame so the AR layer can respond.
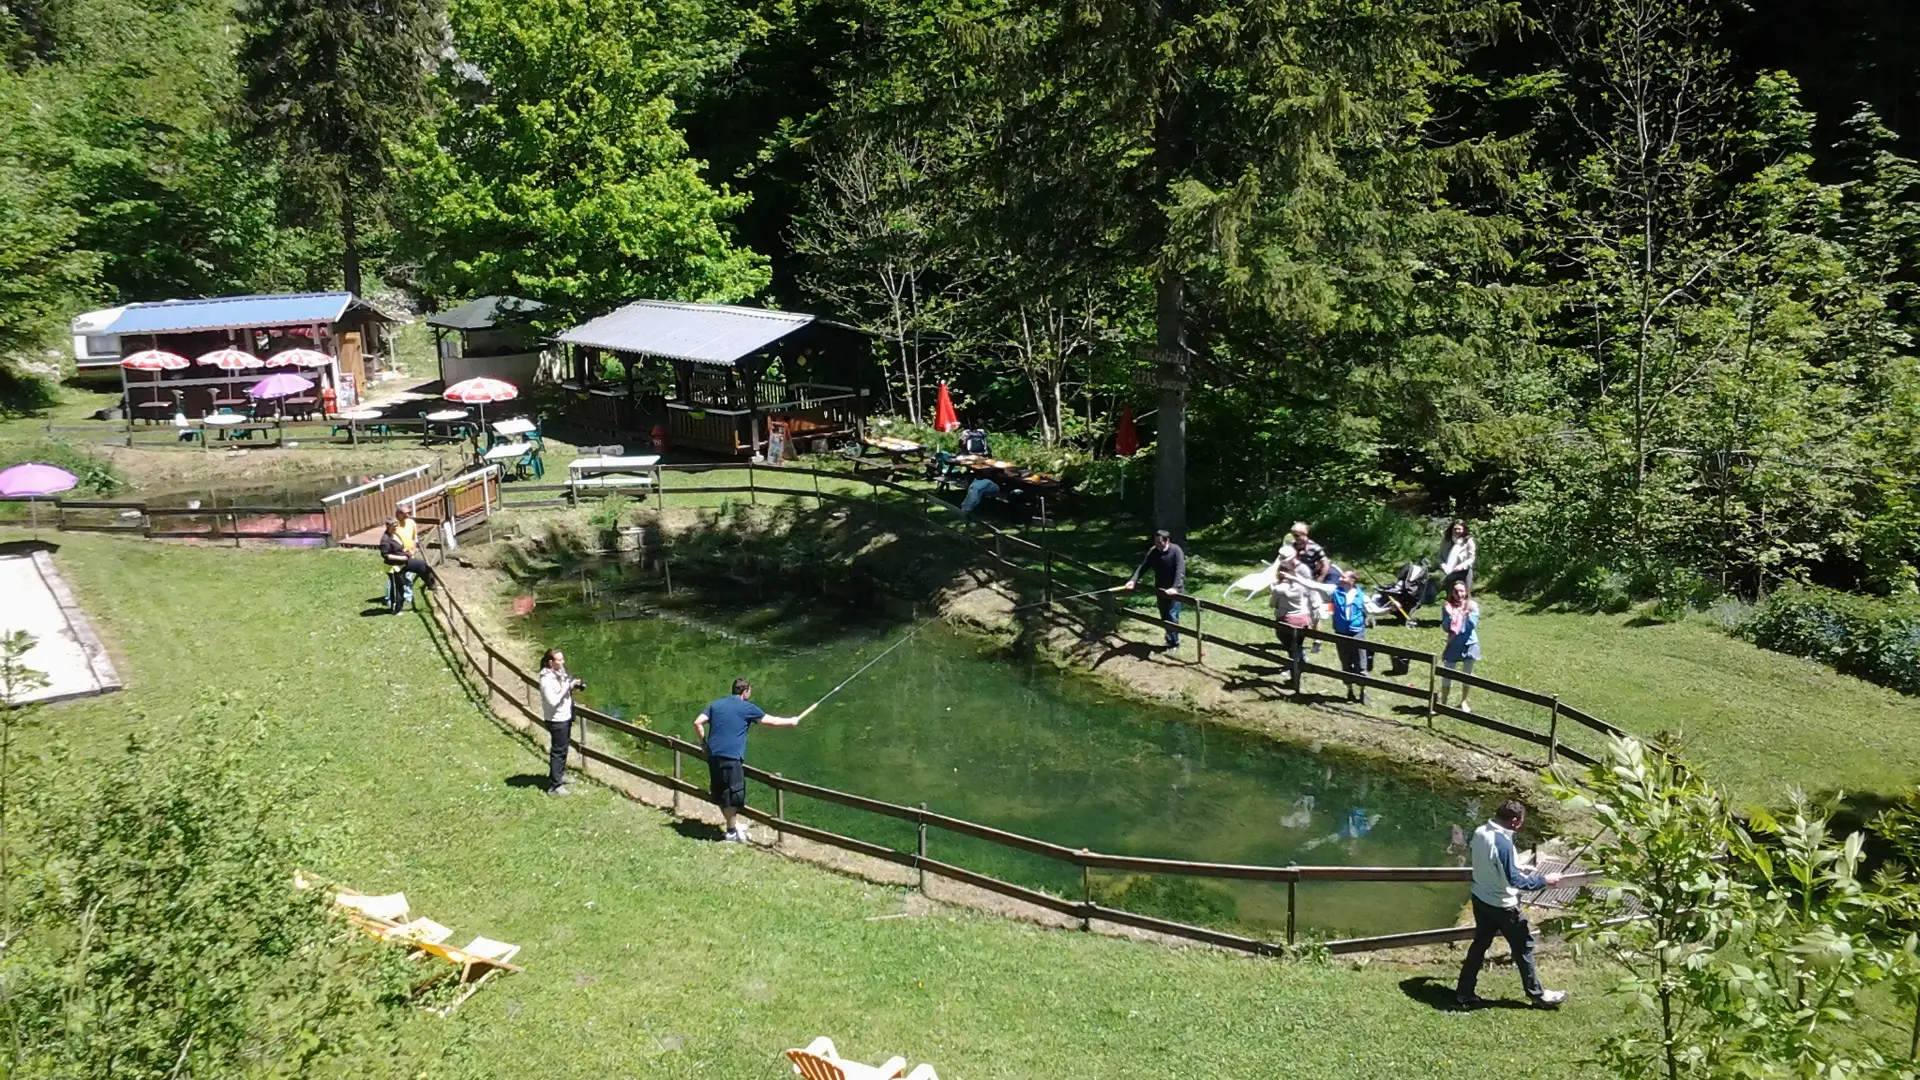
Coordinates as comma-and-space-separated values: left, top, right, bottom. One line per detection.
2, 0, 1917, 605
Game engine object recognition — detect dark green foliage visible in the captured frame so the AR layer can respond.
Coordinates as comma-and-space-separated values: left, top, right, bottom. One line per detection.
1, 715, 417, 1077
1743, 585, 1920, 695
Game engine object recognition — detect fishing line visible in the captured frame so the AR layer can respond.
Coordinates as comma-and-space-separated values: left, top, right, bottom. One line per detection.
796, 615, 943, 719
1007, 584, 1128, 614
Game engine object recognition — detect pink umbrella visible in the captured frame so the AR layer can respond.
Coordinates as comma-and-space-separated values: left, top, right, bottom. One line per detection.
0, 463, 78, 530
265, 348, 333, 369
444, 377, 521, 429
248, 372, 314, 399
0, 463, 77, 497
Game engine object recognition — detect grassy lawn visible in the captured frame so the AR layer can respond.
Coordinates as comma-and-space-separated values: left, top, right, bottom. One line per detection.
10, 529, 1634, 1078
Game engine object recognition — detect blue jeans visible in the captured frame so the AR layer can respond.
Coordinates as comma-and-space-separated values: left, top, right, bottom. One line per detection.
1457, 897, 1544, 1000
1157, 595, 1183, 646
387, 571, 412, 611
959, 477, 1000, 515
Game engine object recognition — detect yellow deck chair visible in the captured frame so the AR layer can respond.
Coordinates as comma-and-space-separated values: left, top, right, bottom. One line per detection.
331, 890, 411, 925
411, 936, 523, 1015
786, 1037, 939, 1080
359, 916, 454, 945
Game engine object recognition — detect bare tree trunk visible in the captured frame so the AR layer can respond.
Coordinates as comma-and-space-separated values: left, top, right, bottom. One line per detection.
1153, 267, 1188, 538
340, 163, 362, 295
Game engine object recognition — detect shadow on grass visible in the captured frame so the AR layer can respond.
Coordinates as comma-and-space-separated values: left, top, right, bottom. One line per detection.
504, 773, 549, 789
1399, 975, 1529, 1012
669, 818, 727, 842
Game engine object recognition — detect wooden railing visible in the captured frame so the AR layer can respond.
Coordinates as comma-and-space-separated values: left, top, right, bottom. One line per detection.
419, 581, 1603, 956
322, 465, 439, 543
527, 461, 1646, 770
21, 498, 334, 543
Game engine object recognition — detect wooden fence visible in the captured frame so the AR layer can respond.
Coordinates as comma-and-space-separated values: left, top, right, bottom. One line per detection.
498, 461, 1646, 771
43, 415, 458, 450
419, 581, 1603, 956
322, 464, 438, 543
25, 499, 334, 544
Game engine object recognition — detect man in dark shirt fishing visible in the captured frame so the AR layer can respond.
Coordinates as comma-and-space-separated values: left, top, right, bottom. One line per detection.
1125, 529, 1187, 648
694, 678, 803, 843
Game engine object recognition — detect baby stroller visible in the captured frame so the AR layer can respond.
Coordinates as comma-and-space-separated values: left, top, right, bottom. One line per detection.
1367, 560, 1431, 626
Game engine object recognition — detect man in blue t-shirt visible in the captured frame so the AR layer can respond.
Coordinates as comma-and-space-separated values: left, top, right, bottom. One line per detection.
694, 678, 803, 842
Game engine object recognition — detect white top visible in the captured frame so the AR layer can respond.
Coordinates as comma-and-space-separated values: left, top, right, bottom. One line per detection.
568, 455, 661, 473
338, 409, 383, 420
1440, 536, 1477, 576
492, 417, 536, 436
538, 667, 573, 726
425, 409, 469, 421
482, 443, 532, 461
203, 414, 252, 426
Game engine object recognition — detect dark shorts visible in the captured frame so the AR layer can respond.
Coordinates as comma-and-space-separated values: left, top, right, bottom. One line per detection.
708, 755, 747, 810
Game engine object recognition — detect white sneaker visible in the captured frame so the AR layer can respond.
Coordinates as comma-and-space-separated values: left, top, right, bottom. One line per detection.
734, 822, 751, 843
1460, 702, 1473, 714
1532, 989, 1568, 1007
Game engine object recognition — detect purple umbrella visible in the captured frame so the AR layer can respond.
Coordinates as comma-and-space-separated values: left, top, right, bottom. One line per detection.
0, 463, 78, 531
0, 463, 78, 497
248, 373, 314, 400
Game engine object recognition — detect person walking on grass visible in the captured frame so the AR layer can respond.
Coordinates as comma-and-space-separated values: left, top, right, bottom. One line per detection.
539, 648, 584, 795
1331, 569, 1370, 703
1269, 556, 1336, 692
1124, 529, 1186, 649
1457, 800, 1566, 1009
694, 678, 803, 843
1438, 578, 1481, 712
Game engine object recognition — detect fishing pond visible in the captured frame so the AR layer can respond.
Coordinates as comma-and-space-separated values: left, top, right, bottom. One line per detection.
527, 575, 1496, 940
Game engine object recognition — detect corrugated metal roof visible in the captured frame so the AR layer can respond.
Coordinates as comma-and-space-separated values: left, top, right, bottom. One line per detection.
426, 295, 546, 332
99, 293, 358, 336
556, 301, 812, 365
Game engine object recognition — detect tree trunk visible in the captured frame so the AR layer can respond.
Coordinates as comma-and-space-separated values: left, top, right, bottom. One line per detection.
1153, 267, 1188, 538
340, 164, 362, 296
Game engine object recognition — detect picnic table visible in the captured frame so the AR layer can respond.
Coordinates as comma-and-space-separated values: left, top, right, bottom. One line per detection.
203, 413, 272, 442
567, 455, 661, 495
423, 408, 473, 444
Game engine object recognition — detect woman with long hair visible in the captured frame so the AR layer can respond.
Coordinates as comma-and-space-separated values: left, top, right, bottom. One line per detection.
1439, 579, 1482, 713
1439, 518, 1476, 592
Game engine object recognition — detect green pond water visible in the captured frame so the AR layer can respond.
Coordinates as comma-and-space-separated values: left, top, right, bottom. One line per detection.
529, 578, 1486, 940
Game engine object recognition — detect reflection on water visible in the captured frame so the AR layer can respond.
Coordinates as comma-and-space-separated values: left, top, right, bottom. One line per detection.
531, 580, 1488, 939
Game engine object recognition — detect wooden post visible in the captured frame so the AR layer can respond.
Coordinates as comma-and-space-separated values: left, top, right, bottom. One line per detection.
1044, 547, 1054, 606
775, 775, 785, 847
1426, 656, 1439, 726
1287, 880, 1297, 945
917, 803, 928, 892
672, 749, 682, 814
749, 461, 757, 505
1547, 695, 1561, 767
1080, 854, 1092, 931
812, 470, 821, 510
1194, 599, 1204, 664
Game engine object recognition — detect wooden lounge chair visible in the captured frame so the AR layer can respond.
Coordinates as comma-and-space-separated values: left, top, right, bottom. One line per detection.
359, 916, 454, 945
331, 890, 411, 925
786, 1037, 939, 1080
411, 936, 523, 1016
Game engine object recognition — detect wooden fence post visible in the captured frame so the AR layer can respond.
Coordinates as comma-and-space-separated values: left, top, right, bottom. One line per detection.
1426, 657, 1439, 726
1080, 852, 1092, 931
1044, 547, 1054, 606
812, 471, 821, 510
1193, 600, 1204, 665
775, 775, 786, 847
917, 803, 929, 893
1287, 880, 1297, 945
749, 461, 757, 505
1547, 696, 1561, 767
672, 749, 682, 814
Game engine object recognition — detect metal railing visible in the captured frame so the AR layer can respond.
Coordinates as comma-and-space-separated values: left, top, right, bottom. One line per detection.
419, 581, 1601, 955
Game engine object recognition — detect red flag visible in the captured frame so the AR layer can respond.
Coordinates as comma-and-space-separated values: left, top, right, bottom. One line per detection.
1115, 405, 1139, 457
933, 381, 961, 433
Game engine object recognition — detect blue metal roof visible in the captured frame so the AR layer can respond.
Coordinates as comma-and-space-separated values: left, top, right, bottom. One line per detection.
99, 293, 360, 336
556, 301, 812, 365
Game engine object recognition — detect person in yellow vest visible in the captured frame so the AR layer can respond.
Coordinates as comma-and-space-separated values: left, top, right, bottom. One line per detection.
382, 509, 437, 611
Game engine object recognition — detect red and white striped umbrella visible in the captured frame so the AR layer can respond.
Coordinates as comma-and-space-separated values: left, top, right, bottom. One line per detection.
443, 377, 520, 403
196, 347, 264, 371
265, 348, 334, 369
120, 349, 190, 370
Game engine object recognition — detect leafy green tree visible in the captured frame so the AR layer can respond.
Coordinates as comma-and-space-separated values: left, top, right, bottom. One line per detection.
395, 0, 769, 323
238, 0, 441, 295
1, 716, 417, 1077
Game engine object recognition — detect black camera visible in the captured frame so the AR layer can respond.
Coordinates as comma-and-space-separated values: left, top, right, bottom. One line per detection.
572, 678, 587, 691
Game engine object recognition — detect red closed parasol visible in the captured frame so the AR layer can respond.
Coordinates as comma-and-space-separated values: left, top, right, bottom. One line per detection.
933, 381, 960, 433
1115, 405, 1139, 457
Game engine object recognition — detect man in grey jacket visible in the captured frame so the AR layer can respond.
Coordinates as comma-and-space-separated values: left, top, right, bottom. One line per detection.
1456, 800, 1567, 1008
539, 648, 584, 795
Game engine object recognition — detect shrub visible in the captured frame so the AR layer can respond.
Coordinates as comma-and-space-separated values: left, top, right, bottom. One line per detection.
1743, 584, 1920, 695
1217, 488, 1433, 566
586, 492, 636, 530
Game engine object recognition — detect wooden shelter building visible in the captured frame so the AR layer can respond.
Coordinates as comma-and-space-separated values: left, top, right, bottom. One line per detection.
554, 301, 877, 457
426, 296, 551, 389
103, 292, 393, 416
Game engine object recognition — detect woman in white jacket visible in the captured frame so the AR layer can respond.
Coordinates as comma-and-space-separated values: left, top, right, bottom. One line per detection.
1270, 556, 1337, 692
1439, 518, 1477, 592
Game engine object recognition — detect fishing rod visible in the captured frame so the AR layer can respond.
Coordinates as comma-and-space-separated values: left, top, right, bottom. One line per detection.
1007, 584, 1130, 613
795, 615, 942, 720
